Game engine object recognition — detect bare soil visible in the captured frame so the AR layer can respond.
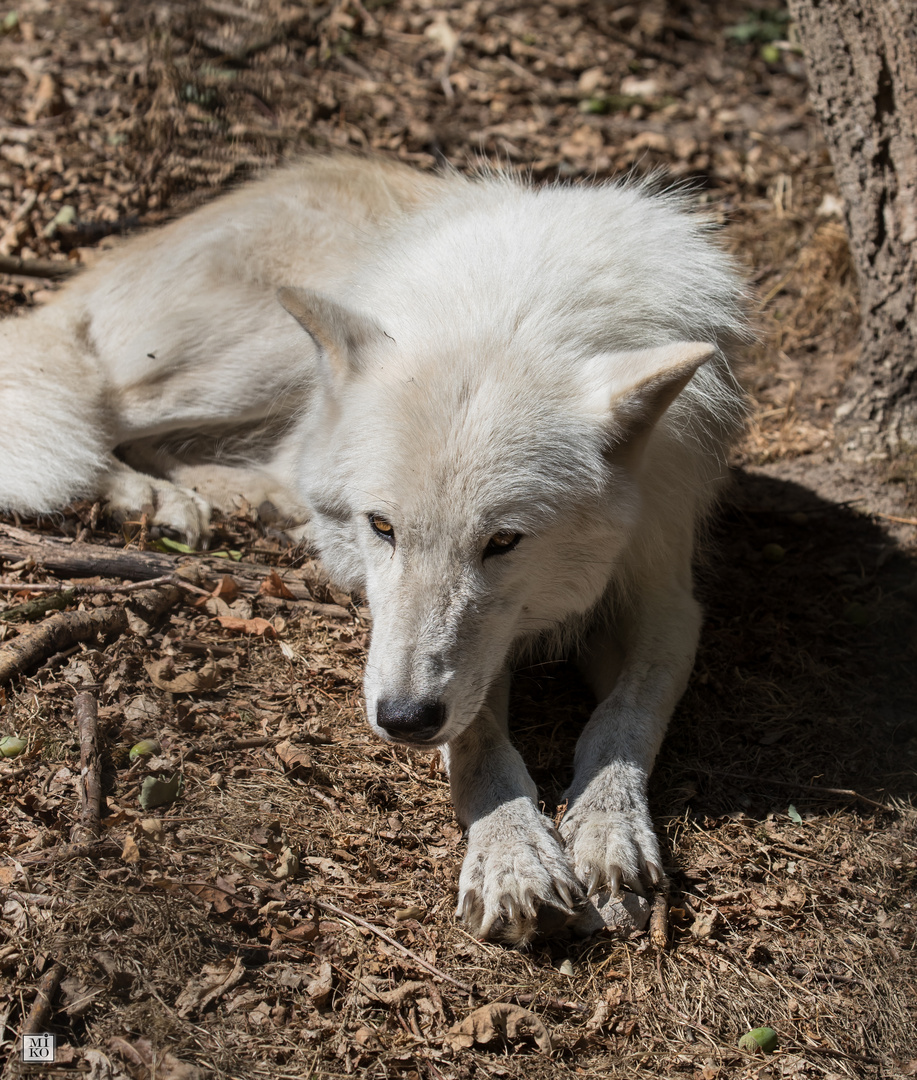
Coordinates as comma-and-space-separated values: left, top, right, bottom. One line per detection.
1, 2, 915, 1079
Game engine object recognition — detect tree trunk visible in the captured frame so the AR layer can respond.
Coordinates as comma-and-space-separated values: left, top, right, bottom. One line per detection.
789, 0, 917, 456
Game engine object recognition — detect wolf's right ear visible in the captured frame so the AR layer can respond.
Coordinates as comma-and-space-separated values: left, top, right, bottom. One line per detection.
278, 287, 383, 384
590, 340, 717, 468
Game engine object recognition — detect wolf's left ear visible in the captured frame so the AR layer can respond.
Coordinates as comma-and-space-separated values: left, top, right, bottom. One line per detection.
594, 341, 716, 465
278, 287, 383, 385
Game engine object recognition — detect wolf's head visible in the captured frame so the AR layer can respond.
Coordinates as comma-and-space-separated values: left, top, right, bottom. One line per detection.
281, 297, 721, 748
277, 179, 745, 747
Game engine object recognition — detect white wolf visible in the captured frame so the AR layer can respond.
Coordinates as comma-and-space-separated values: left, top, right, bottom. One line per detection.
0, 154, 748, 944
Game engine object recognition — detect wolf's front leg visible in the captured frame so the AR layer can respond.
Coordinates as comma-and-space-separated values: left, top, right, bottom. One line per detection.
442, 673, 584, 947
560, 579, 702, 900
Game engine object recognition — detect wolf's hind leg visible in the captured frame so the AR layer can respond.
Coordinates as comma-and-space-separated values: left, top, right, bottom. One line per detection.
99, 457, 213, 548
165, 463, 309, 531
442, 673, 585, 947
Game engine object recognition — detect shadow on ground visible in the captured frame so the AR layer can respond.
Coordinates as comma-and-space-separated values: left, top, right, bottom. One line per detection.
511, 468, 917, 824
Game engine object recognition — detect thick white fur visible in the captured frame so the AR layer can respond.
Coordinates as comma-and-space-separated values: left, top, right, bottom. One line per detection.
0, 154, 748, 945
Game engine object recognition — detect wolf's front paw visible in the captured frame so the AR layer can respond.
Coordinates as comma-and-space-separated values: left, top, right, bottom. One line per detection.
559, 795, 663, 899
456, 798, 585, 947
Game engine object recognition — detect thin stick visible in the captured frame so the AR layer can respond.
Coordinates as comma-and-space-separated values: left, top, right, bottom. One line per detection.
0, 605, 128, 683
0, 254, 75, 279
22, 960, 66, 1035
18, 840, 122, 866
0, 588, 76, 623
312, 898, 478, 997
70, 691, 102, 844
0, 574, 212, 597
511, 992, 587, 1014
695, 767, 890, 811
872, 511, 917, 527
649, 876, 670, 950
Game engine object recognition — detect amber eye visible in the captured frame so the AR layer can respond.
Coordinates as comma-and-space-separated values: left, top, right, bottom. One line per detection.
369, 514, 395, 544
484, 530, 521, 558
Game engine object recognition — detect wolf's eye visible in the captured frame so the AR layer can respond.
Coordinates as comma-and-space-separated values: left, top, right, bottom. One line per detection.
484, 530, 521, 558
369, 514, 395, 545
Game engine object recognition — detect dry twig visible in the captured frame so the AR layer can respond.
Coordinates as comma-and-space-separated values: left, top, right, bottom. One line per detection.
697, 767, 890, 810
0, 570, 200, 682
649, 876, 670, 949
0, 605, 129, 683
21, 960, 66, 1035
70, 691, 102, 845
17, 841, 122, 867
0, 254, 75, 279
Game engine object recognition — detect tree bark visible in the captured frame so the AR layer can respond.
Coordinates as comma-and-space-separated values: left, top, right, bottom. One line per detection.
789, 0, 917, 456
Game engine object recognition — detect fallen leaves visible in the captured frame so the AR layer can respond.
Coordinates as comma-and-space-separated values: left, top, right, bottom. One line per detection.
213, 615, 277, 637
447, 1002, 553, 1055
273, 739, 313, 778
306, 959, 334, 1010
259, 569, 296, 601
175, 957, 247, 1018
0, 2, 914, 1078
144, 657, 221, 693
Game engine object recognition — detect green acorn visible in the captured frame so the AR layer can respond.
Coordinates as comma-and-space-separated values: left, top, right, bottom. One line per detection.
0, 736, 26, 758
739, 1027, 778, 1054
129, 739, 161, 762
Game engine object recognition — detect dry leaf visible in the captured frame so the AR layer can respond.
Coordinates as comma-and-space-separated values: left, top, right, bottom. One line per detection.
271, 839, 299, 880
447, 1002, 553, 1054
395, 905, 425, 921
213, 616, 277, 637
274, 740, 313, 777
175, 957, 246, 1018
145, 657, 221, 693
372, 980, 427, 1006
259, 569, 295, 600
212, 575, 240, 602
185, 879, 244, 916
353, 1025, 382, 1049
690, 909, 719, 939
572, 889, 651, 936
307, 960, 334, 1009
26, 72, 66, 124
59, 975, 99, 1019
120, 834, 140, 864
195, 595, 233, 617
276, 919, 320, 945
108, 1037, 203, 1080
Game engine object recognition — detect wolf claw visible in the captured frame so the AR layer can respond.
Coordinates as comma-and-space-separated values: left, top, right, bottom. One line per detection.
456, 803, 585, 946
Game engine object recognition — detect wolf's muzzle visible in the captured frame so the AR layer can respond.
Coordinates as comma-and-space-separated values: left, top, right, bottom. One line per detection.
376, 699, 446, 743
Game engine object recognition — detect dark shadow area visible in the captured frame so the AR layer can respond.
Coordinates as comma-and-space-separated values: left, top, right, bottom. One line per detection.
512, 467, 917, 819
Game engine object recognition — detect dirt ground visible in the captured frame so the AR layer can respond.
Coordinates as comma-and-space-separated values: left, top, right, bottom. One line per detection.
1, 1, 916, 1078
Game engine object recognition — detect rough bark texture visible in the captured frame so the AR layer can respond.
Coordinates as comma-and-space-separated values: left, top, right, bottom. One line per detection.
790, 0, 917, 455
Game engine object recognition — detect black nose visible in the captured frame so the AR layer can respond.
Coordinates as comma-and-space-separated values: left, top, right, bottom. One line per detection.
376, 699, 446, 742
